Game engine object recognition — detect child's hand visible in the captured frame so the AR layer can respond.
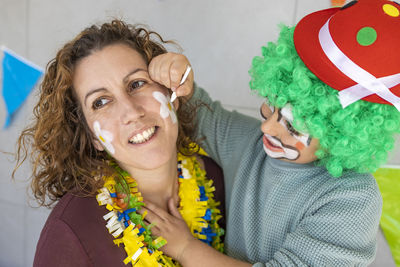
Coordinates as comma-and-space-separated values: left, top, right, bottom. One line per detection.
149, 52, 194, 99
140, 198, 196, 261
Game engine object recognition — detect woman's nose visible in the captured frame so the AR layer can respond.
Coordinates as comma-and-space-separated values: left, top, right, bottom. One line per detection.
120, 97, 145, 125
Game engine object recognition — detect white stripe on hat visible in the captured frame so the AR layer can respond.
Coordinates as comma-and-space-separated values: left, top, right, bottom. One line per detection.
318, 17, 400, 111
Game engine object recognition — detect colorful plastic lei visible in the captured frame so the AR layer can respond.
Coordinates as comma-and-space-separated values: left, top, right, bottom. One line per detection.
96, 153, 224, 266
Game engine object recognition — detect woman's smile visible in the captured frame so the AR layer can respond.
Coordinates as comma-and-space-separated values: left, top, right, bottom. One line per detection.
128, 126, 158, 145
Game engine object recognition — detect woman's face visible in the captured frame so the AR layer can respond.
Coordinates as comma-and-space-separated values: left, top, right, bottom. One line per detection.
73, 43, 179, 171
260, 102, 319, 164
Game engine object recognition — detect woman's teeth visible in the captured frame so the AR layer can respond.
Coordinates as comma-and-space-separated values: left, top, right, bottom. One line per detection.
129, 127, 156, 144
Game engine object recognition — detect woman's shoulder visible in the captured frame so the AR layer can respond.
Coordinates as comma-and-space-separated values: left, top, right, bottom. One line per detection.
42, 191, 103, 228
34, 192, 127, 267
198, 155, 226, 229
200, 155, 223, 180
197, 155, 224, 195
34, 193, 96, 266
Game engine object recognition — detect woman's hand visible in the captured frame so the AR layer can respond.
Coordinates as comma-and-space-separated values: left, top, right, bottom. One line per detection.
140, 198, 196, 261
148, 53, 194, 99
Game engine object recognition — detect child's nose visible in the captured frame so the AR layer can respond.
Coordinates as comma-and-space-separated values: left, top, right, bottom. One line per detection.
261, 116, 280, 137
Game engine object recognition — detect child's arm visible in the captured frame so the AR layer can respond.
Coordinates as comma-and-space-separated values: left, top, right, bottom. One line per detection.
148, 52, 194, 99
149, 53, 262, 169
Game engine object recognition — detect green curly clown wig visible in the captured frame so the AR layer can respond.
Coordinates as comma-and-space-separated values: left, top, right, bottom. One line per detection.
249, 25, 400, 177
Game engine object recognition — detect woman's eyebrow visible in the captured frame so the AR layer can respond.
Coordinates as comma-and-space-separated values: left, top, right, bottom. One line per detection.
122, 68, 147, 84
84, 68, 148, 107
84, 87, 108, 107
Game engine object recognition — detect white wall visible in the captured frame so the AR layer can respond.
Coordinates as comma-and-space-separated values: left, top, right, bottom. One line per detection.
0, 0, 398, 266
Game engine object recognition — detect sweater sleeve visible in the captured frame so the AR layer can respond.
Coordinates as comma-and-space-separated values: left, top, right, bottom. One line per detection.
34, 218, 92, 267
191, 85, 261, 167
258, 179, 382, 267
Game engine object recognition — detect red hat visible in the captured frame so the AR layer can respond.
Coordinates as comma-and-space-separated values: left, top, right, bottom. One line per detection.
294, 0, 400, 110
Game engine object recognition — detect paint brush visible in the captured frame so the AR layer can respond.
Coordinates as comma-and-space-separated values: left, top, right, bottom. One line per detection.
170, 65, 191, 102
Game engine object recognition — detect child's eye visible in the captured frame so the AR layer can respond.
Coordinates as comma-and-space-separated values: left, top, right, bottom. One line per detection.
92, 98, 110, 109
128, 80, 146, 92
285, 120, 301, 136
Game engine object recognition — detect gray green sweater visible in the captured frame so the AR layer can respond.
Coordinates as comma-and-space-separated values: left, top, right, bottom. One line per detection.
192, 86, 382, 266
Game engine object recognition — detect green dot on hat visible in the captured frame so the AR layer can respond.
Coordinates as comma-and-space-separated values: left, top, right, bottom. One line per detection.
356, 27, 377, 46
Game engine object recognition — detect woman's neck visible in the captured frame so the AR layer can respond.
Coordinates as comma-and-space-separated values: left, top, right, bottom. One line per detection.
119, 152, 179, 211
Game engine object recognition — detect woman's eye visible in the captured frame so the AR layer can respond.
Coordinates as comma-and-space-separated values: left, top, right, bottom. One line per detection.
128, 80, 146, 92
92, 98, 110, 109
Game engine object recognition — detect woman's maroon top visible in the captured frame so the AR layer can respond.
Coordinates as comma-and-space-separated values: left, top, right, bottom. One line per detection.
33, 156, 225, 267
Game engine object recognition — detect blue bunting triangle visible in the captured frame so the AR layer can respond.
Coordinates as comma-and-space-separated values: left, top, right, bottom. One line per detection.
1, 46, 43, 128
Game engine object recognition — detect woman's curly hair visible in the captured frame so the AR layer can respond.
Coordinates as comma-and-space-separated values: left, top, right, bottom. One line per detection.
249, 25, 400, 177
14, 20, 198, 207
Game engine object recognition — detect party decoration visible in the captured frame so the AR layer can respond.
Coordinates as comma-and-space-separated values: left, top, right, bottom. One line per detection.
93, 121, 115, 154
294, 0, 400, 110
1, 46, 43, 128
96, 153, 224, 266
374, 167, 400, 266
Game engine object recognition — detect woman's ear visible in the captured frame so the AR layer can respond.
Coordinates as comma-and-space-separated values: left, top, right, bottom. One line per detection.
92, 138, 104, 151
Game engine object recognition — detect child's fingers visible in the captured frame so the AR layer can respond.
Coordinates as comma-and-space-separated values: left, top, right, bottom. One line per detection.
150, 227, 161, 236
167, 197, 182, 218
144, 200, 177, 223
170, 63, 188, 90
139, 206, 165, 226
160, 59, 172, 89
149, 54, 169, 86
148, 55, 162, 83
175, 69, 194, 98
176, 84, 191, 97
149, 53, 193, 101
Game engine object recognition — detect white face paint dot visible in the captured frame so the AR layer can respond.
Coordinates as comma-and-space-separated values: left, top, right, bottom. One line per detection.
152, 91, 177, 124
93, 121, 115, 154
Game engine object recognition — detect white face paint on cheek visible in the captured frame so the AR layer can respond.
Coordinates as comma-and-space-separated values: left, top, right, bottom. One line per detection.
93, 121, 115, 155
152, 91, 177, 124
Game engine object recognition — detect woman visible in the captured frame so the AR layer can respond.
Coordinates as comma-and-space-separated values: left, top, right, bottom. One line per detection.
15, 20, 225, 266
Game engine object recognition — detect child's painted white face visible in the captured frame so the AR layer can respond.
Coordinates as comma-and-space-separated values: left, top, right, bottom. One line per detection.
260, 102, 319, 164
73, 44, 179, 171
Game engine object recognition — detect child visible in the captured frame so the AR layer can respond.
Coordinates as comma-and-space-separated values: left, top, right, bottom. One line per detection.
144, 0, 400, 266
